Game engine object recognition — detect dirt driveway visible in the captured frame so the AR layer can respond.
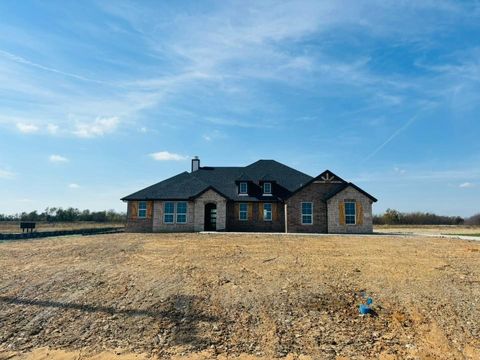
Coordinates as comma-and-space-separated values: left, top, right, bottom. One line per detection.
1, 233, 479, 359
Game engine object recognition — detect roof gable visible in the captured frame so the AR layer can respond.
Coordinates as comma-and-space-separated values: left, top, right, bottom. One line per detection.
314, 170, 346, 184
325, 183, 378, 202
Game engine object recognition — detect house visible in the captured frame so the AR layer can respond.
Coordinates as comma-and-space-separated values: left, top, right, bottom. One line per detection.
121, 157, 377, 233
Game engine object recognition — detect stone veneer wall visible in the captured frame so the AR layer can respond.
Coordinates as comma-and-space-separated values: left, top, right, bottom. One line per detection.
153, 200, 195, 232
326, 186, 373, 233
226, 202, 284, 232
285, 184, 328, 233
193, 189, 227, 231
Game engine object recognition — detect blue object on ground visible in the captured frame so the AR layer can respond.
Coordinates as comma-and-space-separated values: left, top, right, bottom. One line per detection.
366, 298, 373, 305
359, 304, 370, 314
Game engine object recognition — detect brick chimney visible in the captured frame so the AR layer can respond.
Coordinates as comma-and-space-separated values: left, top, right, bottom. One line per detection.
191, 156, 200, 172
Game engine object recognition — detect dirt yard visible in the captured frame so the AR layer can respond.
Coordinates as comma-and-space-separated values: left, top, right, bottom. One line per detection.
1, 233, 479, 360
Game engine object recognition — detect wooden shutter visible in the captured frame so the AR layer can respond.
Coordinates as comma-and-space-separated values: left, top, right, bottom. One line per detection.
338, 201, 345, 225
130, 201, 138, 219
234, 203, 239, 220
258, 203, 263, 221
272, 203, 278, 221
147, 201, 153, 219
248, 203, 253, 220
357, 202, 363, 225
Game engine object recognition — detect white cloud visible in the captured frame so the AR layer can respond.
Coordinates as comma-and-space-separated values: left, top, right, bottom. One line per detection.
394, 167, 406, 175
73, 116, 119, 138
47, 123, 59, 134
459, 182, 475, 188
202, 129, 226, 142
149, 151, 188, 161
68, 183, 80, 189
0, 169, 15, 179
49, 154, 69, 163
16, 122, 39, 133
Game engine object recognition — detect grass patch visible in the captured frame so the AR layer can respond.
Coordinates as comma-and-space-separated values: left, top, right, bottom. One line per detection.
447, 233, 480, 237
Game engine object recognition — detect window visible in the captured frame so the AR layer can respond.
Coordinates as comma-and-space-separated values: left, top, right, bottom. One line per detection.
263, 182, 272, 195
176, 202, 187, 223
301, 202, 313, 225
345, 201, 356, 225
239, 203, 248, 220
164, 202, 174, 224
138, 201, 147, 218
239, 182, 248, 195
263, 203, 272, 221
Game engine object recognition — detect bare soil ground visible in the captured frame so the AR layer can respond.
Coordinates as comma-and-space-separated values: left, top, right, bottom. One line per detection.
375, 225, 480, 236
0, 222, 124, 234
1, 233, 479, 360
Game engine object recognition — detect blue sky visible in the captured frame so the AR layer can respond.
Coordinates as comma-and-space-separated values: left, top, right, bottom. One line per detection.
0, 0, 479, 216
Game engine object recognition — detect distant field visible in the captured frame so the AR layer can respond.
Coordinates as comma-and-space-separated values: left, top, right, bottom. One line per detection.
0, 221, 125, 234
375, 224, 480, 235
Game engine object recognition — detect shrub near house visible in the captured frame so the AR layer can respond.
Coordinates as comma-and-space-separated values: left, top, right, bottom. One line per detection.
121, 158, 377, 233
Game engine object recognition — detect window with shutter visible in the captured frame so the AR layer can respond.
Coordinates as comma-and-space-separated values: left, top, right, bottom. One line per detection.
138, 201, 147, 218
345, 201, 356, 225
263, 203, 272, 221
239, 203, 248, 220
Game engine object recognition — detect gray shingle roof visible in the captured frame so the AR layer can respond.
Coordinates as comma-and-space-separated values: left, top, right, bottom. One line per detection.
121, 160, 313, 201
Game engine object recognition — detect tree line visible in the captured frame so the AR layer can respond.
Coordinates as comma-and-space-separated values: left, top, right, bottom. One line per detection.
0, 207, 126, 223
374, 209, 480, 225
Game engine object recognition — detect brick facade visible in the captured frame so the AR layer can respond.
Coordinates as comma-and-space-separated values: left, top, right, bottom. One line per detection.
285, 182, 328, 233
124, 173, 375, 234
125, 201, 153, 232
226, 201, 284, 232
153, 200, 195, 232
327, 186, 373, 233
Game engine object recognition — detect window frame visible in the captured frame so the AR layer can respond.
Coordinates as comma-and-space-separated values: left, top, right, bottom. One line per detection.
263, 182, 272, 195
239, 182, 248, 195
301, 202, 313, 225
344, 200, 356, 225
239, 203, 248, 221
263, 203, 272, 221
163, 202, 175, 224
176, 202, 188, 224
138, 201, 147, 218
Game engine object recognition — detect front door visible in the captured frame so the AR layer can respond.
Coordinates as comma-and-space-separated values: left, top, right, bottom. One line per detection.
204, 203, 217, 231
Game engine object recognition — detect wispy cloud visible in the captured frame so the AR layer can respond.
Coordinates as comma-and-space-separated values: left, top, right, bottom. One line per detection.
0, 169, 15, 179
202, 129, 226, 142
355, 167, 480, 183
16, 122, 39, 133
362, 113, 421, 163
73, 117, 119, 138
68, 183, 80, 189
149, 151, 188, 161
459, 182, 475, 188
0, 49, 114, 86
47, 123, 59, 135
205, 117, 275, 129
49, 154, 69, 163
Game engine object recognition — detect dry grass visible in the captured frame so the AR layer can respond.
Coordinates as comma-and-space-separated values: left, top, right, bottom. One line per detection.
0, 222, 124, 234
1, 233, 479, 359
374, 224, 480, 235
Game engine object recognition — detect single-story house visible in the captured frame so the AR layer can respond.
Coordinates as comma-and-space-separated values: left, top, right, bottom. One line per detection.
121, 157, 377, 233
